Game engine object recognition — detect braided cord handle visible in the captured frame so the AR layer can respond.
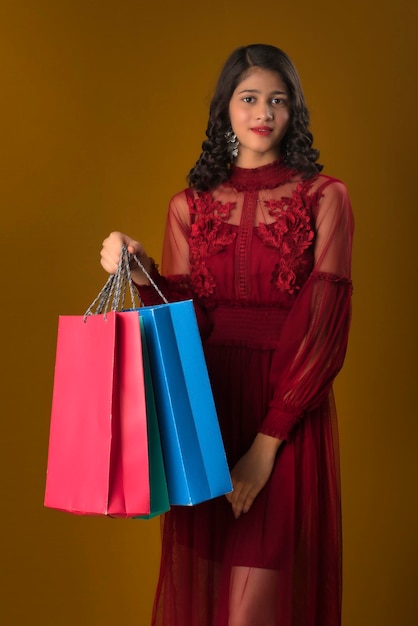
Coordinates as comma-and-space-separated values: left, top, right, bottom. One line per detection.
131, 253, 168, 304
84, 245, 168, 320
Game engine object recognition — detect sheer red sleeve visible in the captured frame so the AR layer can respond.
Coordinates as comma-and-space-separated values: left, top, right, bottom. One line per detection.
138, 191, 217, 339
134, 191, 214, 336
134, 190, 191, 303
260, 179, 354, 441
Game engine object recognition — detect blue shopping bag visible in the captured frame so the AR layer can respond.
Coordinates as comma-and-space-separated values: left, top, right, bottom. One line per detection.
137, 300, 232, 506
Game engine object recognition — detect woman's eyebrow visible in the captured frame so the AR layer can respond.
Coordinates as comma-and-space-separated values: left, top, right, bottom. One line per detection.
237, 88, 288, 95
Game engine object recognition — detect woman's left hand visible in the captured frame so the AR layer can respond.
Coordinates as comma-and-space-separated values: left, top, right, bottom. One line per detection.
226, 433, 282, 519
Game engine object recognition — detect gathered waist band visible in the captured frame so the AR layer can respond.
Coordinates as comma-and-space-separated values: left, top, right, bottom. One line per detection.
205, 304, 288, 349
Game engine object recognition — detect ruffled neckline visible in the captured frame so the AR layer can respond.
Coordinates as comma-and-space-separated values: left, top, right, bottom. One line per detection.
228, 159, 297, 191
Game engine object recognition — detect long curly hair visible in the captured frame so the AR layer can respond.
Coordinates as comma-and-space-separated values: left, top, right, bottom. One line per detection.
188, 44, 322, 191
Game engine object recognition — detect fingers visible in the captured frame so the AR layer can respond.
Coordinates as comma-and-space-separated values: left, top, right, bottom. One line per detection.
126, 239, 142, 255
100, 231, 143, 274
228, 482, 256, 519
225, 438, 278, 519
231, 488, 256, 519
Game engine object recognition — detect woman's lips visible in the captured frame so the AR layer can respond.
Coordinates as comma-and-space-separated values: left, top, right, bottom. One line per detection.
250, 127, 273, 136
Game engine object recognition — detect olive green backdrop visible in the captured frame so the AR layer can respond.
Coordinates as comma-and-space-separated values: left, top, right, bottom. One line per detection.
0, 1, 416, 624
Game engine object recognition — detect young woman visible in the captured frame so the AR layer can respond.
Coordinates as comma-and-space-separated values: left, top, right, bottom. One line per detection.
100, 43, 354, 626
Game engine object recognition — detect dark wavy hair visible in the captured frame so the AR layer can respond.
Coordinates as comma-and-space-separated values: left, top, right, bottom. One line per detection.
188, 44, 322, 191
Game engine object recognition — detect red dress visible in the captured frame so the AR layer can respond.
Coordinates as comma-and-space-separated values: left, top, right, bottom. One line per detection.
141, 160, 354, 626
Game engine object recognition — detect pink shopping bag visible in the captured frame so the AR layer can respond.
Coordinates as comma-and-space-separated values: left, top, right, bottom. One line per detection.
44, 310, 153, 517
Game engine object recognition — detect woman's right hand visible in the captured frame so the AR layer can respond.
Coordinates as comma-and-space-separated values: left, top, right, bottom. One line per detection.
100, 231, 152, 285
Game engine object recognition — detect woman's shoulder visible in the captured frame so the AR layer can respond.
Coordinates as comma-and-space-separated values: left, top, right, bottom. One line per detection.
168, 185, 228, 207
169, 187, 190, 203
309, 173, 353, 227
167, 187, 195, 210
311, 172, 349, 193
307, 173, 351, 207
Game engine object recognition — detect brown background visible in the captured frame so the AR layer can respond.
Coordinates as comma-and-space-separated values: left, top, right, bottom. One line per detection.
0, 1, 417, 624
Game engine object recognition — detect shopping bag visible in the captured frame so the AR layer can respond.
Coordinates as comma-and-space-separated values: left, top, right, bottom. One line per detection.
138, 300, 233, 506
44, 309, 169, 517
135, 317, 170, 518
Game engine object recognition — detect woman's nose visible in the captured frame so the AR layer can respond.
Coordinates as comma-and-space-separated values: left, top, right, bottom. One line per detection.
257, 103, 273, 121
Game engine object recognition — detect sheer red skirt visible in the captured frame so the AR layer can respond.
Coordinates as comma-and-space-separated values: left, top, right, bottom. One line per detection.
151, 304, 342, 626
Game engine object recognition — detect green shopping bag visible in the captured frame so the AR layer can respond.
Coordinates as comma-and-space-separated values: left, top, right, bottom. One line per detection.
136, 317, 170, 518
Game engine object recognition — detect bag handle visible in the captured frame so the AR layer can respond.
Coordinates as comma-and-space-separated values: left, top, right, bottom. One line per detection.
84, 245, 168, 320
130, 252, 169, 305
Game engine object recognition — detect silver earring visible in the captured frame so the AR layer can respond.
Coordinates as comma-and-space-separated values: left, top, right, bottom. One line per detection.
225, 129, 239, 159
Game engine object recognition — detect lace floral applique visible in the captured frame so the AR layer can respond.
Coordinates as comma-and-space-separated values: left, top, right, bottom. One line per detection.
258, 183, 315, 294
188, 191, 237, 298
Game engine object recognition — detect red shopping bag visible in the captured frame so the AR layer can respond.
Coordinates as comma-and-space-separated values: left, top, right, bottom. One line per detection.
44, 310, 152, 517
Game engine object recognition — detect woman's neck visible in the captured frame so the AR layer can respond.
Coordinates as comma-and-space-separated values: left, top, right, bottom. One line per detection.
234, 149, 281, 169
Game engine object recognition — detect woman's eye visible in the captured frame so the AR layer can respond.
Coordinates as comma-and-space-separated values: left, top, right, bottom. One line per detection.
272, 98, 287, 105
242, 96, 255, 103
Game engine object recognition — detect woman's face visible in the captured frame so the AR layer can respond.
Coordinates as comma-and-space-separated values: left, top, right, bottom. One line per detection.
228, 67, 290, 168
